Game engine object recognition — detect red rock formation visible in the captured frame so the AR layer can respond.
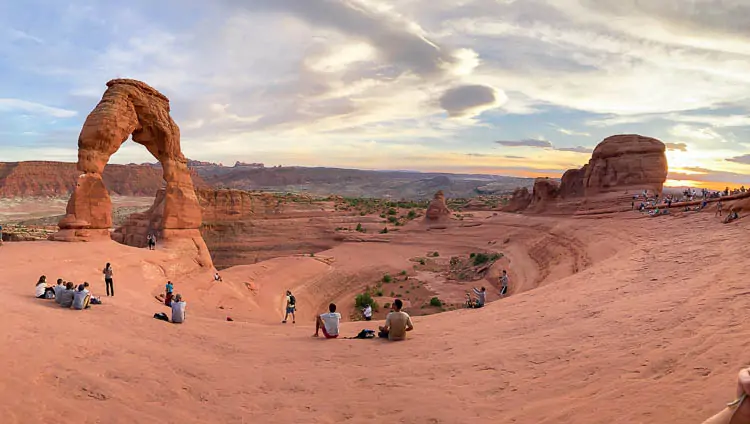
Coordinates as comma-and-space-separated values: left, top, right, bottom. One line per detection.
503, 187, 532, 212
560, 167, 587, 199
51, 79, 211, 268
583, 135, 667, 196
529, 178, 560, 212
424, 190, 452, 222
0, 161, 207, 198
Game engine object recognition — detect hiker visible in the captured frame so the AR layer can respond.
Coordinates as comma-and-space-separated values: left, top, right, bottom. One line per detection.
214, 272, 222, 282
471, 286, 486, 308
313, 303, 340, 339
103, 262, 114, 296
171, 294, 186, 324
363, 303, 373, 321
717, 201, 724, 217
500, 270, 509, 298
283, 290, 296, 324
59, 282, 76, 308
378, 299, 414, 341
701, 367, 750, 424
53, 279, 65, 303
147, 233, 156, 250
72, 284, 91, 310
34, 275, 54, 299
165, 281, 174, 306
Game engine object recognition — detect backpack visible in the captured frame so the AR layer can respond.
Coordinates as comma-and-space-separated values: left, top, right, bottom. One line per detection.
153, 312, 169, 322
289, 295, 296, 306
354, 329, 376, 339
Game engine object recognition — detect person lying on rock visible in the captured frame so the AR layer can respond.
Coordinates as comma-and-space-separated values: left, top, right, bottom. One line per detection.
59, 282, 76, 308
378, 299, 413, 341
171, 294, 186, 324
314, 303, 340, 339
702, 368, 750, 424
72, 284, 91, 310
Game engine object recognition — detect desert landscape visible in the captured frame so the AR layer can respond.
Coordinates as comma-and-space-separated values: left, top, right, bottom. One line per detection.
1, 78, 750, 424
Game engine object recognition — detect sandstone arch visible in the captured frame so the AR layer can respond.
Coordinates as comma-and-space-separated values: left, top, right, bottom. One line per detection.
51, 79, 212, 267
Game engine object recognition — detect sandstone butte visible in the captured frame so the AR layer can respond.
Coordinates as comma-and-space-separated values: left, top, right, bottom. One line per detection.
4, 81, 750, 423
505, 134, 669, 214
424, 190, 452, 222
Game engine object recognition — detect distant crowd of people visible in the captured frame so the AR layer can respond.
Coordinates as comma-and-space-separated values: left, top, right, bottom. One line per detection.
632, 189, 743, 223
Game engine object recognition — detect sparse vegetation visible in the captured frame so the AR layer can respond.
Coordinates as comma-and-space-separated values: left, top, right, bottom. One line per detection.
355, 223, 365, 233
380, 227, 389, 234
419, 258, 426, 265
430, 297, 443, 307
400, 270, 407, 276
375, 289, 383, 296
382, 274, 393, 283
355, 291, 379, 311
387, 216, 398, 224
387, 208, 397, 215
384, 302, 391, 309
472, 252, 503, 266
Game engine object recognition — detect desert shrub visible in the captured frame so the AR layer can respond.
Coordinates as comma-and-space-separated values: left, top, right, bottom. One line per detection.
310, 253, 315, 257
407, 210, 417, 219
389, 291, 395, 296
400, 270, 407, 276
356, 223, 364, 232
375, 289, 383, 296
490, 253, 502, 261
355, 292, 379, 311
379, 214, 386, 218
388, 216, 398, 224
470, 252, 476, 258
472, 253, 491, 266
382, 274, 393, 283
383, 302, 391, 309
399, 285, 404, 289
419, 258, 426, 265
405, 290, 410, 294
395, 294, 402, 298
430, 297, 443, 307
387, 208, 397, 215
380, 227, 389, 234
431, 251, 439, 257
360, 212, 366, 216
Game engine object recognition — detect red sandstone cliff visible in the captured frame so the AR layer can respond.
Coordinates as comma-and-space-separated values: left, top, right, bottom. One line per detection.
0, 161, 208, 197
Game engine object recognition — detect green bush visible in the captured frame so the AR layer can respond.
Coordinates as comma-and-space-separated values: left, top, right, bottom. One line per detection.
380, 227, 389, 234
472, 253, 491, 266
470, 252, 476, 258
389, 291, 395, 296
382, 274, 393, 283
407, 210, 417, 219
388, 216, 398, 224
356, 223, 365, 233
387, 208, 397, 215
375, 289, 383, 296
419, 258, 426, 265
431, 251, 439, 257
400, 270, 407, 276
383, 303, 391, 309
430, 297, 443, 307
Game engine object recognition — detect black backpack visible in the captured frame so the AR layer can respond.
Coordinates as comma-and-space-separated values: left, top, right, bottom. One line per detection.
289, 295, 296, 306
355, 329, 375, 339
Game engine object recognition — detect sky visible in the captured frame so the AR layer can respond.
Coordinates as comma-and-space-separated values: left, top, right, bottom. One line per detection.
2, 0, 750, 188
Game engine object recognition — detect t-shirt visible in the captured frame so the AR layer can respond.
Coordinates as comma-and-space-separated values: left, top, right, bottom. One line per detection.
501, 275, 509, 287
104, 267, 113, 279
54, 285, 65, 303
59, 289, 75, 308
385, 311, 413, 341
473, 288, 486, 306
320, 312, 341, 336
363, 305, 372, 318
166, 283, 173, 293
172, 301, 186, 323
72, 289, 90, 310
35, 283, 46, 297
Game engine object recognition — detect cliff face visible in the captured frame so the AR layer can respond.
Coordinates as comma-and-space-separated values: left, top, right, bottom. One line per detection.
0, 161, 208, 197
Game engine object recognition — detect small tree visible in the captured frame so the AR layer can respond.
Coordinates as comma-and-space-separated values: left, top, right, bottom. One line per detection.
355, 292, 379, 311
430, 297, 443, 307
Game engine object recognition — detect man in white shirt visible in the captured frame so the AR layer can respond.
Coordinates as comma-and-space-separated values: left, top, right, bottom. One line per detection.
363, 304, 373, 321
500, 270, 509, 298
314, 303, 341, 339
171, 294, 186, 324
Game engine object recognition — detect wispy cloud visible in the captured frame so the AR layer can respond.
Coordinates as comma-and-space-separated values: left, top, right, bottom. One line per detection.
726, 154, 750, 165
0, 99, 77, 118
556, 146, 593, 153
496, 139, 552, 148
665, 142, 688, 152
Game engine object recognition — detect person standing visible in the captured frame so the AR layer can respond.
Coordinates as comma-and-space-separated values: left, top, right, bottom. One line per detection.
282, 290, 296, 324
103, 262, 114, 296
363, 304, 373, 321
500, 270, 509, 298
165, 281, 174, 306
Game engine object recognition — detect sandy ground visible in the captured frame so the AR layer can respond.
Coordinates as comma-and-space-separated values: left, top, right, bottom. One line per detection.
0, 209, 747, 423
0, 196, 153, 223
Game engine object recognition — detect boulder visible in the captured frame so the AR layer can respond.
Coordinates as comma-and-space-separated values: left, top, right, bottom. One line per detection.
424, 190, 451, 222
529, 178, 560, 211
503, 187, 532, 212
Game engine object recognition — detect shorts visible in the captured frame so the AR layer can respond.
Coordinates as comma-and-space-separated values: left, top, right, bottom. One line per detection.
321, 326, 338, 339
105, 278, 113, 284
500, 286, 508, 295
365, 316, 372, 321
286, 306, 295, 314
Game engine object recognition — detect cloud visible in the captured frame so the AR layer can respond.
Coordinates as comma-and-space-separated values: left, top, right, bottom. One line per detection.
439, 84, 501, 117
556, 127, 591, 137
556, 146, 593, 153
496, 139, 553, 148
665, 142, 688, 152
0, 99, 77, 118
726, 154, 750, 165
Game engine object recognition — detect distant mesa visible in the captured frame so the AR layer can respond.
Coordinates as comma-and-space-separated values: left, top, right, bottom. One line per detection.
505, 134, 668, 214
50, 78, 212, 269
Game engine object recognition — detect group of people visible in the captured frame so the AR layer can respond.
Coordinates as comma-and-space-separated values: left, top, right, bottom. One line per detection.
163, 280, 186, 323
466, 269, 509, 308
34, 276, 98, 310
314, 298, 414, 341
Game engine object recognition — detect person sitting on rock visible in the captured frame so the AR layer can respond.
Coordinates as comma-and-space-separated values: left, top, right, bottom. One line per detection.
34, 275, 54, 299
171, 294, 186, 324
72, 284, 91, 310
59, 282, 76, 308
53, 279, 65, 304
314, 303, 340, 339
472, 286, 487, 308
378, 299, 414, 341
725, 208, 740, 224
214, 272, 222, 282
